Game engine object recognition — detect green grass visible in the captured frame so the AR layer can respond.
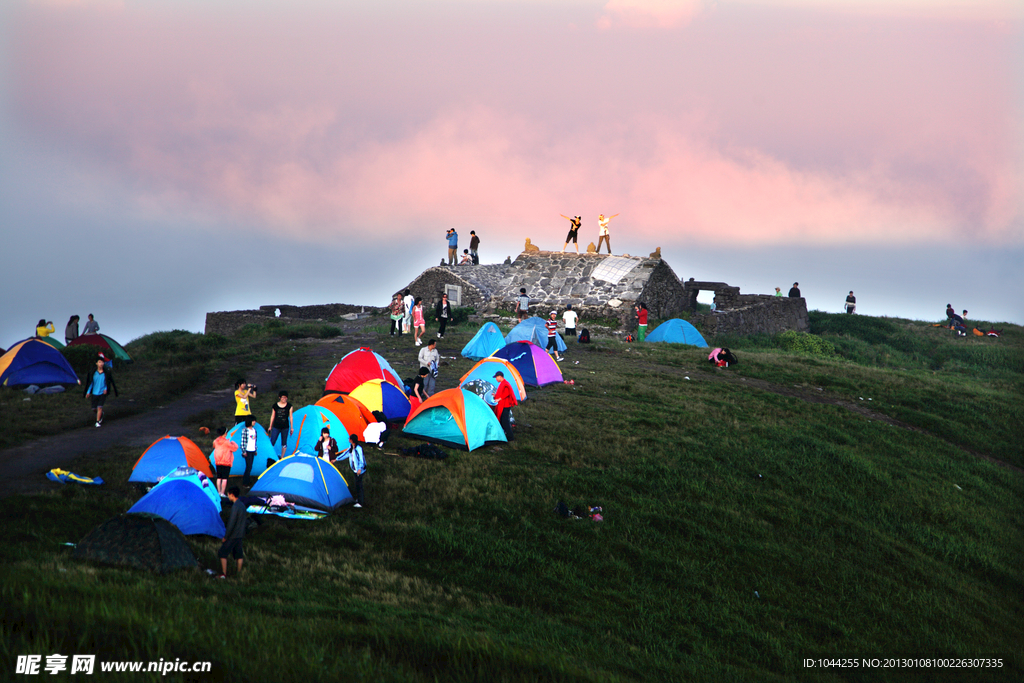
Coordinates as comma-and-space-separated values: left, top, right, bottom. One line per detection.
1, 313, 1022, 681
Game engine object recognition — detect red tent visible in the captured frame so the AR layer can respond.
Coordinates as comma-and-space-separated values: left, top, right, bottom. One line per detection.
324, 347, 402, 394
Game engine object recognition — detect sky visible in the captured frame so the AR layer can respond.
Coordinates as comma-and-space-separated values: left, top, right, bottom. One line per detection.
1, 0, 1022, 347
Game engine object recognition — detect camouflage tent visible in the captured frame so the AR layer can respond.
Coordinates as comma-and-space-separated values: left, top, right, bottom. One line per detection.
73, 513, 197, 573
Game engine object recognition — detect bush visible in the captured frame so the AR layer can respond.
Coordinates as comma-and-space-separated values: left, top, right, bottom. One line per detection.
778, 330, 835, 356
449, 307, 476, 326
61, 345, 103, 379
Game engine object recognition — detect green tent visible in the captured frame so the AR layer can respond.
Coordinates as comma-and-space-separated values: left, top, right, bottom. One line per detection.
73, 513, 197, 573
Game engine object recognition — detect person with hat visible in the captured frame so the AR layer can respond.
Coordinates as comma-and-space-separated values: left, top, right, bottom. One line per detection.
492, 371, 518, 442
546, 310, 564, 362
560, 214, 582, 253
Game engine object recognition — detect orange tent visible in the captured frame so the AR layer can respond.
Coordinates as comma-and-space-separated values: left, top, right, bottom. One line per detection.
129, 436, 214, 483
315, 393, 376, 436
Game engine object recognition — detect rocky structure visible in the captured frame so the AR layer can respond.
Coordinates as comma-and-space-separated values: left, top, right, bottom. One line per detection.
204, 303, 373, 336
204, 252, 809, 338
398, 251, 689, 327
683, 279, 809, 335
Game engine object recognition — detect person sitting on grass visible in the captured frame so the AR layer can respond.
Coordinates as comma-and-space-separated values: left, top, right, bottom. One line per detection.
363, 411, 389, 450
218, 486, 246, 579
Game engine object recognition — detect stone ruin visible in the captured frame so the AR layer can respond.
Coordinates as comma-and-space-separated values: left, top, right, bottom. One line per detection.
204, 250, 808, 337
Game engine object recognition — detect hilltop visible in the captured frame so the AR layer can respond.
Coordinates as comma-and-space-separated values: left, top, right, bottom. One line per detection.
1, 311, 1021, 681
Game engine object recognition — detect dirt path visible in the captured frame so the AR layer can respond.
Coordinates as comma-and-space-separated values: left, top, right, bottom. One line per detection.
0, 333, 412, 499
0, 362, 292, 499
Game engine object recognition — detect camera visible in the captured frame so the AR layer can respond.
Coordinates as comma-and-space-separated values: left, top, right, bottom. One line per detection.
249, 384, 258, 393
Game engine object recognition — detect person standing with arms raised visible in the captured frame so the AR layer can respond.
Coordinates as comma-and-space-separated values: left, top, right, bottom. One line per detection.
596, 213, 619, 254
560, 214, 582, 253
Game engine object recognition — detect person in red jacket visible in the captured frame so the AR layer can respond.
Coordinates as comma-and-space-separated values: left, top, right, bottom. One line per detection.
492, 371, 518, 442
635, 303, 648, 342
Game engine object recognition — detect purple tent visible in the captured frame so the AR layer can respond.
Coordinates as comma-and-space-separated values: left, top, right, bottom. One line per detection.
490, 341, 563, 387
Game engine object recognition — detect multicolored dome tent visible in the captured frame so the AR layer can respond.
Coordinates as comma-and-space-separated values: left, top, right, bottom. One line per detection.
349, 379, 411, 423
644, 319, 708, 347
324, 347, 402, 394
73, 513, 197, 573
128, 467, 224, 537
0, 338, 80, 387
505, 316, 567, 353
314, 393, 376, 437
39, 337, 65, 350
402, 387, 507, 451
490, 341, 563, 387
458, 357, 528, 402
131, 436, 214, 483
250, 454, 354, 512
461, 322, 506, 360
291, 405, 349, 455
213, 423, 279, 476
67, 334, 133, 362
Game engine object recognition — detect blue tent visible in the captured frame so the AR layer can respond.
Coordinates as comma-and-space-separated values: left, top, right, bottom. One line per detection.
0, 338, 80, 387
461, 322, 506, 360
402, 387, 507, 451
250, 455, 354, 512
128, 468, 225, 537
290, 405, 349, 455
209, 422, 279, 476
645, 319, 708, 347
505, 317, 567, 353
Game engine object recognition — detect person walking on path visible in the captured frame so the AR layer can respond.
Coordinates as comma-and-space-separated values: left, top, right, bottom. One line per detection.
64, 315, 80, 345
545, 311, 564, 362
446, 228, 459, 266
212, 427, 239, 496
218, 486, 246, 579
389, 294, 404, 336
435, 293, 452, 339
515, 288, 530, 322
469, 231, 480, 264
240, 417, 258, 487
234, 379, 256, 424
83, 314, 100, 336
412, 297, 426, 346
560, 214, 582, 253
492, 371, 518, 442
788, 283, 801, 298
418, 340, 440, 396
562, 305, 578, 341
83, 357, 118, 427
341, 434, 366, 508
268, 391, 293, 458
314, 426, 339, 462
596, 213, 618, 254
402, 289, 415, 335
36, 319, 55, 338
845, 291, 857, 314
635, 303, 648, 342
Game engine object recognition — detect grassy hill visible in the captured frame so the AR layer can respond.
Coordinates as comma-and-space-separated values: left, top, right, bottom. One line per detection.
1, 312, 1021, 681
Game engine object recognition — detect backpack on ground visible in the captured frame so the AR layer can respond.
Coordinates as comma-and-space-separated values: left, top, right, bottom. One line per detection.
578, 328, 591, 343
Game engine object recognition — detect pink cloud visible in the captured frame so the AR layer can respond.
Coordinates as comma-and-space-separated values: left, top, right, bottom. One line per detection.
7, 1, 1022, 248
597, 0, 706, 29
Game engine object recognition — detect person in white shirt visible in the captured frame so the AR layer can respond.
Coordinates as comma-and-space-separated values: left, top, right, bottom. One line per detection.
562, 305, 579, 341
417, 340, 440, 396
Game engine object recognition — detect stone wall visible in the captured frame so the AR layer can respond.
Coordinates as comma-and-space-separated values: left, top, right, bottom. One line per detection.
204, 303, 378, 336
692, 296, 809, 337
397, 252, 691, 327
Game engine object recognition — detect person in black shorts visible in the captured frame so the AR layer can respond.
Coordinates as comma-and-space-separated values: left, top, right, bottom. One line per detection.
218, 487, 246, 578
560, 214, 582, 253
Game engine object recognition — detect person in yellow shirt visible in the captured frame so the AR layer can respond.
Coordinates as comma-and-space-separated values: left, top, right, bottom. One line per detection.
234, 379, 256, 424
36, 319, 55, 338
